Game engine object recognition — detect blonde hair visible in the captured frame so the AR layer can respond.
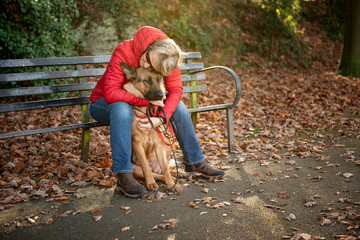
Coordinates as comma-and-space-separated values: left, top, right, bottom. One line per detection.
150, 38, 183, 76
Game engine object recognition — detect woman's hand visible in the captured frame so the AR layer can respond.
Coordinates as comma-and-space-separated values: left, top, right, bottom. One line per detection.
137, 117, 162, 133
138, 95, 165, 133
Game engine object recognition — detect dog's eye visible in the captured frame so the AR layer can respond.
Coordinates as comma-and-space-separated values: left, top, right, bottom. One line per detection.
145, 79, 152, 85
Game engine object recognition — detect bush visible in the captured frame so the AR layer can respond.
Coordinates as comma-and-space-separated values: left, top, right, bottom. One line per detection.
0, 0, 78, 59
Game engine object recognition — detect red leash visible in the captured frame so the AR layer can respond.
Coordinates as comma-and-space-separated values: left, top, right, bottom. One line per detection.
132, 106, 175, 146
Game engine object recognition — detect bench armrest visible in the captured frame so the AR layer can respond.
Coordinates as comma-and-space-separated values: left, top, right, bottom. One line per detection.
189, 66, 241, 109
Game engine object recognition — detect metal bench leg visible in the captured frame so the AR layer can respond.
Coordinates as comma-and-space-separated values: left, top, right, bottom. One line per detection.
226, 108, 236, 154
80, 104, 91, 162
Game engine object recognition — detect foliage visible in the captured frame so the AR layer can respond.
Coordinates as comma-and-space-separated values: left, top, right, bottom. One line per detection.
116, 0, 309, 66
258, 0, 301, 33
234, 1, 309, 67
0, 0, 80, 101
0, 0, 78, 59
1, 0, 346, 68
120, 0, 244, 62
301, 0, 345, 41
320, 0, 345, 41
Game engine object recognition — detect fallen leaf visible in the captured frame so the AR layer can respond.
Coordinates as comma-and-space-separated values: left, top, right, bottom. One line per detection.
201, 188, 209, 194
320, 218, 331, 226
209, 177, 218, 183
343, 173, 353, 178
44, 218, 54, 225
149, 218, 178, 233
98, 179, 114, 187
71, 181, 87, 187
286, 213, 296, 221
231, 196, 245, 204
189, 202, 199, 208
121, 226, 130, 232
52, 196, 70, 201
291, 233, 311, 240
93, 215, 102, 221
264, 205, 285, 211
27, 217, 36, 224
278, 191, 289, 198
87, 170, 99, 179
304, 196, 317, 207
74, 193, 86, 199
91, 208, 102, 213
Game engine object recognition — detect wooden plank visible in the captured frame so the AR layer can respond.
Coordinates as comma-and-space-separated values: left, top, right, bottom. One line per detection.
180, 63, 204, 71
182, 52, 201, 59
183, 84, 207, 93
0, 83, 96, 98
0, 121, 107, 140
0, 52, 201, 69
181, 73, 206, 82
0, 56, 111, 68
0, 68, 106, 82
0, 97, 91, 113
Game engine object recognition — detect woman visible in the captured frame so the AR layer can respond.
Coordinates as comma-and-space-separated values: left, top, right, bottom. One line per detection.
89, 26, 224, 198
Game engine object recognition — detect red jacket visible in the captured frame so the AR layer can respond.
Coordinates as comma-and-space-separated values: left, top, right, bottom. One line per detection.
90, 26, 183, 120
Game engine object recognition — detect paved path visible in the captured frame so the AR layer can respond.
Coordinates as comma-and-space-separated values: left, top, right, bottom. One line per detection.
1, 136, 359, 240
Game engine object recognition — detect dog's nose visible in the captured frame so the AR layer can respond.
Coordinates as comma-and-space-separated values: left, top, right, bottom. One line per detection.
157, 91, 163, 98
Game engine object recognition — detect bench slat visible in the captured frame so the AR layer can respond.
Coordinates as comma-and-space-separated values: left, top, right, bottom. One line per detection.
0, 52, 202, 69
0, 122, 107, 140
183, 84, 207, 93
182, 52, 201, 59
0, 76, 206, 97
181, 73, 206, 82
0, 97, 90, 113
0, 56, 112, 68
0, 83, 96, 98
0, 68, 106, 82
180, 63, 204, 71
1, 65, 204, 82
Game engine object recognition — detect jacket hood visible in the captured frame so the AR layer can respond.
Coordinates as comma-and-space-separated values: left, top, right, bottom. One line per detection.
132, 26, 168, 59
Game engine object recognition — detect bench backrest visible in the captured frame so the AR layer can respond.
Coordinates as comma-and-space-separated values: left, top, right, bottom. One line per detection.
0, 52, 205, 113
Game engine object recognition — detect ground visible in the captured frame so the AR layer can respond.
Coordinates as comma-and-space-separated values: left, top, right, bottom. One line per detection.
1, 16, 360, 240
0, 132, 359, 240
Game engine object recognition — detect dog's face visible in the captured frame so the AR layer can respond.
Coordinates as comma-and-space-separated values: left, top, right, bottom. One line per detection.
120, 62, 164, 101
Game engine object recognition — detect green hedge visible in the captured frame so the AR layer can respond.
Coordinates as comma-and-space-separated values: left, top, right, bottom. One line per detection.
0, 0, 78, 59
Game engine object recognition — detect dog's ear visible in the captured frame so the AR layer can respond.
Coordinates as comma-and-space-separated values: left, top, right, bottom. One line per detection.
120, 62, 137, 81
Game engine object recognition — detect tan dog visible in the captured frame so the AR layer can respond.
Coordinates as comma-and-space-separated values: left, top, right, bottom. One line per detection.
120, 62, 182, 192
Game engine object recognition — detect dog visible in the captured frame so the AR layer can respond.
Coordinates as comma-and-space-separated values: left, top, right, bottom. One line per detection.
120, 62, 182, 192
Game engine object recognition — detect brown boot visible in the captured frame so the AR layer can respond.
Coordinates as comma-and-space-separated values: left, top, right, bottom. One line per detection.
185, 161, 225, 178
116, 173, 147, 198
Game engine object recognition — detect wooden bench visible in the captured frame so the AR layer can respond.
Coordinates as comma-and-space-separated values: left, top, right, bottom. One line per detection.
0, 52, 241, 161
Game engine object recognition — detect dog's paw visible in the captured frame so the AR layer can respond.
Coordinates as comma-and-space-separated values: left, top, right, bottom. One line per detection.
147, 182, 159, 191
170, 170, 187, 178
169, 184, 182, 192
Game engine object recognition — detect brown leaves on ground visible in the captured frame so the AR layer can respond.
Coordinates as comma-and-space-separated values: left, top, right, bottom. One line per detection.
148, 218, 178, 234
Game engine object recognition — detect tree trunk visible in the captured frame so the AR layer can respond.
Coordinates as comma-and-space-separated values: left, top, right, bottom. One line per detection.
338, 0, 360, 77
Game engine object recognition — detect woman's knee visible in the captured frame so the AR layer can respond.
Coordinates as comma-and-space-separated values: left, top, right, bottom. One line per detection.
109, 102, 133, 121
90, 98, 110, 124
173, 101, 189, 119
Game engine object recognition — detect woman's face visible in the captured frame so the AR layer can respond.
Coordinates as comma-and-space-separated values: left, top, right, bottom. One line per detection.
140, 49, 161, 74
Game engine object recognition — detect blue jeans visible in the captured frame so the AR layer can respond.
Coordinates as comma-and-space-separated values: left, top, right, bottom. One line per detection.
89, 98, 204, 174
